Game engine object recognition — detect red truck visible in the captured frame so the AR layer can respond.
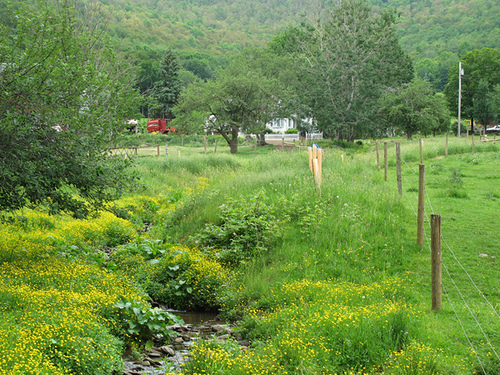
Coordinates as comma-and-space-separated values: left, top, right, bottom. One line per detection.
147, 119, 176, 134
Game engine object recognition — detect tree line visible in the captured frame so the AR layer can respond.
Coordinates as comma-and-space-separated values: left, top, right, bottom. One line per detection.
1, 0, 500, 215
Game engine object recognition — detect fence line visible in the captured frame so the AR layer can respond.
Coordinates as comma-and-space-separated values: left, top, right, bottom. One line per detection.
398, 154, 499, 370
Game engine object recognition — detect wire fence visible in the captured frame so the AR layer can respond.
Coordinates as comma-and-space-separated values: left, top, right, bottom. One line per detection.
395, 144, 500, 373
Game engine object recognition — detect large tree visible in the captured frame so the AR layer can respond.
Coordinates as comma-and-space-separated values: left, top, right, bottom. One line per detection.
487, 85, 500, 125
278, 0, 413, 141
0, 0, 142, 217
378, 78, 450, 140
444, 48, 500, 133
173, 49, 290, 153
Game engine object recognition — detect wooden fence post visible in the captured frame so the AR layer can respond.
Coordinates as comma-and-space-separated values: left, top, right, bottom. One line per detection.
254, 137, 257, 155
417, 164, 425, 247
318, 148, 323, 178
376, 142, 380, 170
419, 138, 423, 164
282, 136, 285, 151
308, 147, 313, 171
396, 142, 402, 196
182, 135, 184, 147
384, 142, 388, 182
214, 138, 217, 153
431, 214, 442, 312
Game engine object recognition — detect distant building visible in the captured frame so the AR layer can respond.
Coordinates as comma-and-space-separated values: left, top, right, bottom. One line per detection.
266, 117, 315, 134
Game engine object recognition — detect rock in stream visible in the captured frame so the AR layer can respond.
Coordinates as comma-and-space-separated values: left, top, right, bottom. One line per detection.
123, 319, 249, 375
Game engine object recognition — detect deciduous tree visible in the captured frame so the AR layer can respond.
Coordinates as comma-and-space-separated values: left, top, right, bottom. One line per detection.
173, 50, 289, 153
0, 0, 142, 217
444, 48, 500, 133
283, 0, 413, 141
378, 78, 450, 140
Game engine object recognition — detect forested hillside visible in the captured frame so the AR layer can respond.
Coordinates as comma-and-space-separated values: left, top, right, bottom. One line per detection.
94, 0, 499, 89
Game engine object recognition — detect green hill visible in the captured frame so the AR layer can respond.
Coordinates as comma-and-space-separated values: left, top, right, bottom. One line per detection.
98, 0, 499, 90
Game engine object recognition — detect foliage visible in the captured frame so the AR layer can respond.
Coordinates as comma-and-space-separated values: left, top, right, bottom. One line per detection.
0, 0, 142, 217
114, 296, 183, 342
0, 258, 145, 374
190, 191, 280, 265
112, 242, 230, 311
42, 0, 500, 94
487, 84, 500, 124
280, 0, 413, 141
378, 78, 450, 139
147, 49, 183, 119
174, 49, 290, 153
444, 48, 500, 131
0, 209, 137, 263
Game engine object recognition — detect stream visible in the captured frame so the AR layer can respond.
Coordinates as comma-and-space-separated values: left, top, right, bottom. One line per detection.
122, 310, 248, 375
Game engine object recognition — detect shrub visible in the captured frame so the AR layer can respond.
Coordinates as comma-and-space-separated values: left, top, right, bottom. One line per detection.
112, 242, 229, 311
189, 190, 279, 265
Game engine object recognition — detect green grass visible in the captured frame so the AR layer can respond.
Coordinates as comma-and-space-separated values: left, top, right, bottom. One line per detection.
1, 134, 499, 374
118, 134, 498, 373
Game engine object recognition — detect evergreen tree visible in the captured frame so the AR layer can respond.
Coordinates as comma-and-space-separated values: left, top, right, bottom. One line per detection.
148, 50, 182, 120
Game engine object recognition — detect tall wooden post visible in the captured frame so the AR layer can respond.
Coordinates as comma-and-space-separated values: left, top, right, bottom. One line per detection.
384, 142, 388, 182
445, 134, 449, 157
376, 142, 380, 170
308, 147, 313, 171
182, 135, 184, 147
254, 137, 257, 155
396, 142, 402, 196
282, 136, 285, 151
318, 148, 323, 177
419, 138, 423, 164
472, 134, 475, 153
214, 138, 217, 153
431, 214, 442, 312
417, 164, 425, 247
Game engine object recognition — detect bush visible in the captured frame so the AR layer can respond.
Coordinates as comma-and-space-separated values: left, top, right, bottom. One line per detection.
112, 242, 229, 311
189, 190, 280, 266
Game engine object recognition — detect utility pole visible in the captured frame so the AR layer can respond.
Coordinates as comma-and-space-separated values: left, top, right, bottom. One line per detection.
458, 62, 464, 137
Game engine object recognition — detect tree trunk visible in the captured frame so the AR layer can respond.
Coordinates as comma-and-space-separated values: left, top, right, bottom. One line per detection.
257, 133, 267, 146
229, 126, 239, 154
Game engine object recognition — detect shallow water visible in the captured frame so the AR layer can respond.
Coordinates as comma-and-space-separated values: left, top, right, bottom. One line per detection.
165, 309, 219, 325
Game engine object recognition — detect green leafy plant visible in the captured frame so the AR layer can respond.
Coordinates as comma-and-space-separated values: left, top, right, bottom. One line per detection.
114, 296, 184, 343
190, 191, 279, 265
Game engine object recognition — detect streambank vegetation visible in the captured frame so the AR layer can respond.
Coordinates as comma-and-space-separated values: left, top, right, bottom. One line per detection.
1, 136, 499, 374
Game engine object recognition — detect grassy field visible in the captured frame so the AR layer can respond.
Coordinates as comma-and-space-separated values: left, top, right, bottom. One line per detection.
1, 134, 499, 374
